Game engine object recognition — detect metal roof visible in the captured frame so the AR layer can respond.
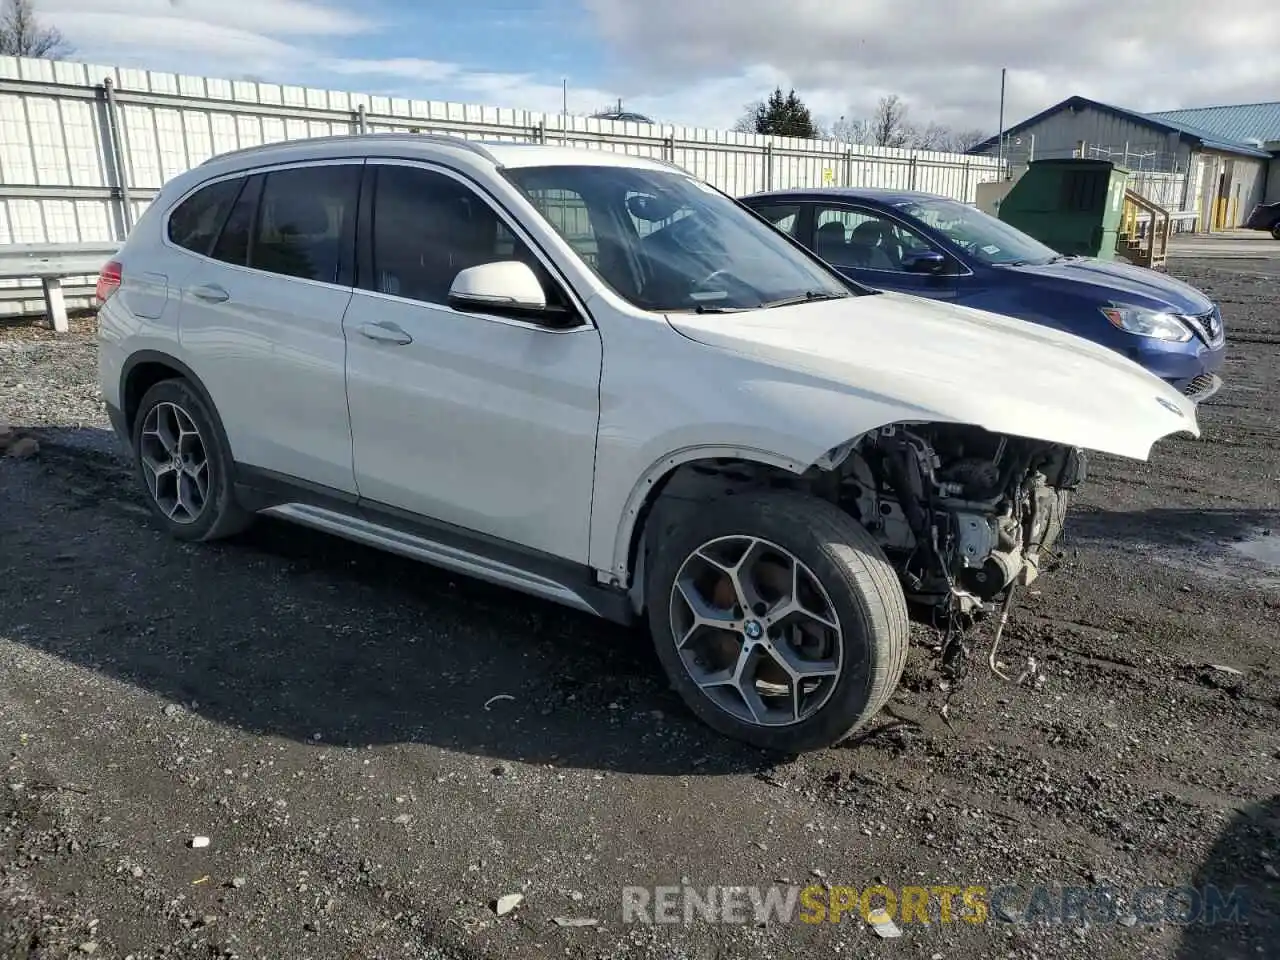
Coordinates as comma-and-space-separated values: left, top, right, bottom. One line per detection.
968, 95, 1274, 159
1147, 102, 1280, 148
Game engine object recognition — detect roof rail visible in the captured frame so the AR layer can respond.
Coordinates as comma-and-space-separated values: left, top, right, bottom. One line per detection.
200, 132, 500, 166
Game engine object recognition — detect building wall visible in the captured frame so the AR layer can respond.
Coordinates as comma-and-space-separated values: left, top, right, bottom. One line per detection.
1193, 150, 1270, 228
976, 104, 1192, 172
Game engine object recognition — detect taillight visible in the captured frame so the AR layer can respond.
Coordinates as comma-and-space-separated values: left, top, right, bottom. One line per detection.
96, 260, 122, 304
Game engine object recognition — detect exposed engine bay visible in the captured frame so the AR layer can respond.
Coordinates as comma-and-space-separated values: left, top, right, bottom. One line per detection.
826, 423, 1087, 612
647, 422, 1088, 676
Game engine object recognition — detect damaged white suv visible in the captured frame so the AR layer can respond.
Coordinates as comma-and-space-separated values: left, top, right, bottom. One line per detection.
97, 135, 1199, 752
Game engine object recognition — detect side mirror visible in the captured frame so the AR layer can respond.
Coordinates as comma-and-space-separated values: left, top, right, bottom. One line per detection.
903, 250, 948, 274
447, 261, 577, 326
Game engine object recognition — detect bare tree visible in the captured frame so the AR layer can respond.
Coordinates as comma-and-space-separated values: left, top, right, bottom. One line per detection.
0, 0, 72, 59
945, 127, 992, 153
830, 115, 869, 146
869, 94, 914, 148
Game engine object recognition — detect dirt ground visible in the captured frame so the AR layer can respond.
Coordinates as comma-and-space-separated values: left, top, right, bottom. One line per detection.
0, 258, 1277, 960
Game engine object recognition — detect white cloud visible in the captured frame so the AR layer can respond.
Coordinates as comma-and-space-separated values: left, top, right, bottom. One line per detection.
30, 0, 1280, 139
584, 0, 1280, 131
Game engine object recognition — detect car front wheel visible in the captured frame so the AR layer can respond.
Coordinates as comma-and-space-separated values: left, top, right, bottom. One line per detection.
647, 490, 910, 752
131, 378, 251, 542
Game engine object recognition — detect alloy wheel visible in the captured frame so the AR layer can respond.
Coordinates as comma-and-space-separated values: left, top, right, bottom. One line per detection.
668, 535, 844, 727
138, 401, 210, 525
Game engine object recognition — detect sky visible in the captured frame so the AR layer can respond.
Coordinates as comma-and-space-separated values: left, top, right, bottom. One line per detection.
30, 0, 1280, 136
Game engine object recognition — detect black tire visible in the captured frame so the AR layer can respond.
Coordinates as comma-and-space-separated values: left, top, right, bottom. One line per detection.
646, 490, 910, 752
131, 378, 252, 542
1271, 224, 1280, 241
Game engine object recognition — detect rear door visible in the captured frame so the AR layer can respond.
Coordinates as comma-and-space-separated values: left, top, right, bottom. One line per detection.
176, 161, 363, 494
808, 203, 961, 300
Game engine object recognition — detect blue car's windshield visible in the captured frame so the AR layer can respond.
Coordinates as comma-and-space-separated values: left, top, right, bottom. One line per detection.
893, 197, 1060, 267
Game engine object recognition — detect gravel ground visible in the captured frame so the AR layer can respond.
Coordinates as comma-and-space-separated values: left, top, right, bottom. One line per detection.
0, 261, 1277, 960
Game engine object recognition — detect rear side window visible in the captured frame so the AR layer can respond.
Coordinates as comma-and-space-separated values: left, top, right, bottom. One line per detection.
168, 177, 244, 254
210, 175, 261, 267
249, 165, 361, 284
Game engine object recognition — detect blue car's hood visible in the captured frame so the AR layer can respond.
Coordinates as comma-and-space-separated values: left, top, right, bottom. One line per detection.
1002, 257, 1214, 314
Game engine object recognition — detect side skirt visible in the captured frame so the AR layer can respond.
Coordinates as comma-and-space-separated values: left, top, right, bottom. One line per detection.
233, 466, 635, 626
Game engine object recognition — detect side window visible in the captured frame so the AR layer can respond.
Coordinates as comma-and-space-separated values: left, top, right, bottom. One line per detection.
749, 202, 802, 238
369, 164, 568, 309
814, 206, 939, 272
167, 177, 244, 255
250, 165, 360, 284
209, 175, 261, 267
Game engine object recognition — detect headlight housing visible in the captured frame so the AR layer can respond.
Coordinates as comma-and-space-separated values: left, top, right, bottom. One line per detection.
1100, 305, 1192, 342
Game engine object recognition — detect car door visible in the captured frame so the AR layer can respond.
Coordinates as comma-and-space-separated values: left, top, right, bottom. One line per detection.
342, 160, 603, 564
808, 203, 960, 301
176, 161, 362, 494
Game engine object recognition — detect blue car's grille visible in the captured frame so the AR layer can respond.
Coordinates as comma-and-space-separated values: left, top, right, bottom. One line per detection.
1182, 307, 1224, 345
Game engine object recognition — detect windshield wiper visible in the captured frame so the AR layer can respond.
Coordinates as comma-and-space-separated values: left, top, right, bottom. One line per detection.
758, 290, 850, 309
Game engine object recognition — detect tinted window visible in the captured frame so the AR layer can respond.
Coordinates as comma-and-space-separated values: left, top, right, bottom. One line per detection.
370, 164, 566, 308
209, 175, 261, 266
250, 165, 360, 283
749, 202, 802, 237
168, 177, 243, 254
814, 206, 940, 273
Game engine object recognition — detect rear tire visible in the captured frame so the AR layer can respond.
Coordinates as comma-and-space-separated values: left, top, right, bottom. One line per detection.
131, 378, 252, 542
1271, 224, 1280, 241
646, 490, 909, 752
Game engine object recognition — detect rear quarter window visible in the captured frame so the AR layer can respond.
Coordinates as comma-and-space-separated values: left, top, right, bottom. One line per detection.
167, 177, 245, 255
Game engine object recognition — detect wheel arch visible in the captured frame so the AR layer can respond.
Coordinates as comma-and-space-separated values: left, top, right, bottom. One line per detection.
120, 351, 235, 460
613, 443, 823, 610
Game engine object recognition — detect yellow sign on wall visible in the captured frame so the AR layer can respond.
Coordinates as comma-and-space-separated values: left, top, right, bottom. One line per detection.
822, 168, 835, 184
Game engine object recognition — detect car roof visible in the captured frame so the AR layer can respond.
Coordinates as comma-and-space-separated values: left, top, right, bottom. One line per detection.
196, 133, 677, 177
743, 187, 950, 205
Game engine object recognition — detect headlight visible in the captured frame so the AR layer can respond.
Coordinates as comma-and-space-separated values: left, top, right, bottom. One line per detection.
1100, 305, 1192, 342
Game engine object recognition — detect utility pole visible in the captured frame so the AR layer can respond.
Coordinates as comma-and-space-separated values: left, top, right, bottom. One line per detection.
997, 67, 1007, 177
561, 77, 567, 117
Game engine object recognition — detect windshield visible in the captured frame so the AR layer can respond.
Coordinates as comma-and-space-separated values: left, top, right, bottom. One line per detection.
503, 165, 855, 312
893, 197, 1060, 266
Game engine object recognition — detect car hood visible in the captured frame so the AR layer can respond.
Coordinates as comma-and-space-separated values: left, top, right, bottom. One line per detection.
665, 292, 1199, 461
1002, 257, 1214, 314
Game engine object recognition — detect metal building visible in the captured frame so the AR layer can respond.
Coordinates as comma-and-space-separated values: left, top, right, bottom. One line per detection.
968, 95, 1279, 230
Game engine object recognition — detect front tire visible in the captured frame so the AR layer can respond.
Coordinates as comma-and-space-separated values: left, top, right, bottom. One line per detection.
647, 490, 909, 752
131, 378, 251, 542
1271, 223, 1280, 241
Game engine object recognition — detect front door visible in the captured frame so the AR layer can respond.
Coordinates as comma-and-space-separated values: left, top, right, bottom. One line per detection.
808, 203, 960, 300
342, 161, 603, 564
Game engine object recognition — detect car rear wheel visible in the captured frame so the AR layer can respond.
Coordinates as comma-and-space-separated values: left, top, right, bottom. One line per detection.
131, 378, 251, 542
1271, 224, 1280, 241
647, 490, 909, 752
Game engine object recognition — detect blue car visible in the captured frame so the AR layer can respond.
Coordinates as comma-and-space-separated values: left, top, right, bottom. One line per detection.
741, 188, 1225, 402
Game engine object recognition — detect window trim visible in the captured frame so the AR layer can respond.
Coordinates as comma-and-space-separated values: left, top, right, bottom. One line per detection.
811, 202, 974, 278
355, 157, 595, 334
161, 159, 367, 294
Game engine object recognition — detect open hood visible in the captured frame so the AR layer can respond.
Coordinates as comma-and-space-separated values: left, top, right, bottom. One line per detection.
666, 292, 1199, 461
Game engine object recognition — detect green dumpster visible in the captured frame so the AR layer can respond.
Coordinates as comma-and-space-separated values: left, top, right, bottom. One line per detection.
996, 158, 1129, 260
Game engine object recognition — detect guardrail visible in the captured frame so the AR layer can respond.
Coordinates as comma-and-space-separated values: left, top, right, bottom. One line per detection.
0, 243, 118, 331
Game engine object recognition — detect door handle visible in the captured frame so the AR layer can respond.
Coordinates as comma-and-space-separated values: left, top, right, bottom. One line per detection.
190, 283, 229, 303
358, 321, 413, 345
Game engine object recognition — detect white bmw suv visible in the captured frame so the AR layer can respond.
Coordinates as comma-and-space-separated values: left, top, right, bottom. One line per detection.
97, 134, 1198, 752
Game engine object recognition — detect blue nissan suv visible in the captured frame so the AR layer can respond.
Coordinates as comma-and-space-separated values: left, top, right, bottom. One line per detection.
742, 187, 1226, 402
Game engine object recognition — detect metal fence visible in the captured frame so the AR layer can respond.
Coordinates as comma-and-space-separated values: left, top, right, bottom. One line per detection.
0, 54, 1002, 315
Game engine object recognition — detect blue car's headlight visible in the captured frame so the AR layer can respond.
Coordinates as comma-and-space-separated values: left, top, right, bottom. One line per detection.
1100, 305, 1193, 343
